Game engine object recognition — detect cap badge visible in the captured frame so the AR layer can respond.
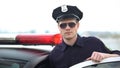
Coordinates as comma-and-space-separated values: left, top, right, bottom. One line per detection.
61, 5, 68, 12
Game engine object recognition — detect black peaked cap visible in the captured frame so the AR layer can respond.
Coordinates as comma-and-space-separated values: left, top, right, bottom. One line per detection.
52, 5, 83, 22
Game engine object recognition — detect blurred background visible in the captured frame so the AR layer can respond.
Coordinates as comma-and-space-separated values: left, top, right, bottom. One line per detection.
0, 0, 120, 50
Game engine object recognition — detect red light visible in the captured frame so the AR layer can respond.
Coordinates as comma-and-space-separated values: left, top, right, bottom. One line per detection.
16, 34, 62, 45
53, 34, 62, 45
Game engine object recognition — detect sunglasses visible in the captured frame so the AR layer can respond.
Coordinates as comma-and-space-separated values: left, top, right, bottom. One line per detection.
59, 22, 76, 29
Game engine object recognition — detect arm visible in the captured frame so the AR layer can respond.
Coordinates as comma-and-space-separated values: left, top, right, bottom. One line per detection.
86, 37, 120, 62
87, 51, 119, 62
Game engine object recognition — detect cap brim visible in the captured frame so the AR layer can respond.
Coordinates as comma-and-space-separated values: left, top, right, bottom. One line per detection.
56, 14, 80, 22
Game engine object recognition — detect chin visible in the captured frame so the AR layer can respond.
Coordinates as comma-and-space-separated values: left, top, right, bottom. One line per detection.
64, 35, 74, 40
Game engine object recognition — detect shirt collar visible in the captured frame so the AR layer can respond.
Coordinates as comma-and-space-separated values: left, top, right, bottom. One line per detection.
60, 40, 67, 51
75, 35, 84, 47
60, 34, 84, 51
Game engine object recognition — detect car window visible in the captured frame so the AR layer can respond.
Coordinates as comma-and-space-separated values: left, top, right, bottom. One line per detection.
83, 61, 120, 68
0, 63, 20, 68
0, 59, 26, 68
10, 63, 20, 68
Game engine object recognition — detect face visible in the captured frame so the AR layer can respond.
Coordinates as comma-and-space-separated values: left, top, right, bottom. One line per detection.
58, 19, 79, 40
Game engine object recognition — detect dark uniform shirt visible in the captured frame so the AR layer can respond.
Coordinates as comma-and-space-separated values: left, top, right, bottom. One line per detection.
48, 35, 120, 68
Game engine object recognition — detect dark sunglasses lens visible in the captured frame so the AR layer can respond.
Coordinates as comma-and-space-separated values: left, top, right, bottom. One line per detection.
60, 23, 67, 29
68, 22, 76, 28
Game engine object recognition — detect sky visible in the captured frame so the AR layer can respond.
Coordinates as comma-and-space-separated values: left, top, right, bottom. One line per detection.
0, 0, 120, 34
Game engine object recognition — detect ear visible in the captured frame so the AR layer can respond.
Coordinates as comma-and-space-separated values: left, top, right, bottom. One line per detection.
58, 24, 61, 30
77, 22, 80, 29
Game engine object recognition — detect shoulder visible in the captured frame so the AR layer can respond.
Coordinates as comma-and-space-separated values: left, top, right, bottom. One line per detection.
82, 36, 101, 42
48, 44, 64, 58
81, 36, 105, 45
50, 43, 63, 53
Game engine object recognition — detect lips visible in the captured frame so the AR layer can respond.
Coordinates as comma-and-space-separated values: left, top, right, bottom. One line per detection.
65, 32, 72, 35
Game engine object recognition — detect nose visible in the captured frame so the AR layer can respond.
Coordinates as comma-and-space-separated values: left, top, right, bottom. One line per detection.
65, 24, 71, 29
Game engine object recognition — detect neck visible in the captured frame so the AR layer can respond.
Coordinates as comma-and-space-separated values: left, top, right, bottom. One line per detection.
63, 35, 77, 46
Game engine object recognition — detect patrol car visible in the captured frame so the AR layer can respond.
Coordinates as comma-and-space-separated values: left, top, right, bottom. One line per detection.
0, 34, 120, 68
0, 34, 61, 68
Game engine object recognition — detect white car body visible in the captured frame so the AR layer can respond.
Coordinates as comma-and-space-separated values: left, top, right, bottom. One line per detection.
70, 57, 120, 68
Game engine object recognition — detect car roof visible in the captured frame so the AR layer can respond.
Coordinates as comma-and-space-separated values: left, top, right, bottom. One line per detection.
0, 47, 49, 61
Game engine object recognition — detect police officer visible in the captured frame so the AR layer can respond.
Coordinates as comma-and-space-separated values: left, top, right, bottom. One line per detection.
49, 5, 120, 68
48, 5, 120, 68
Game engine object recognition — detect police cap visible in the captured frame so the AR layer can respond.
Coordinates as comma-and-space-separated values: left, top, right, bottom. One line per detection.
52, 5, 83, 22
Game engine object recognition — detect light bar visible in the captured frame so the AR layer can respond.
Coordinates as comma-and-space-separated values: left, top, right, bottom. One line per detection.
0, 34, 62, 45
0, 37, 16, 44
